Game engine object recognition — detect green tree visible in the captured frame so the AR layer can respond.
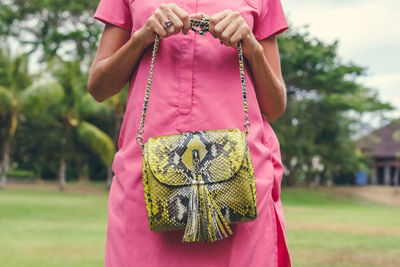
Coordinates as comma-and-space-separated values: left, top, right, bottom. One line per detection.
80, 84, 129, 188
0, 1, 127, 187
43, 57, 115, 190
0, 41, 32, 188
273, 26, 393, 186
0, 0, 101, 62
0, 40, 65, 188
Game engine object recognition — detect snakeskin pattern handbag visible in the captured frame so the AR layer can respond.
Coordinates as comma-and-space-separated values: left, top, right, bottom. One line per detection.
135, 18, 257, 243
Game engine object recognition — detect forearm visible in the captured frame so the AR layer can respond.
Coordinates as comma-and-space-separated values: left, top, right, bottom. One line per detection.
88, 30, 149, 102
245, 44, 287, 122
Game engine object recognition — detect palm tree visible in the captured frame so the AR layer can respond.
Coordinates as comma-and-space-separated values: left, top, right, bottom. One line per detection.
45, 57, 115, 190
0, 41, 33, 189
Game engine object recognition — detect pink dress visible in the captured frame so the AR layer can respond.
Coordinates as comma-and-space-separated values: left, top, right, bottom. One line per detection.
93, 0, 290, 266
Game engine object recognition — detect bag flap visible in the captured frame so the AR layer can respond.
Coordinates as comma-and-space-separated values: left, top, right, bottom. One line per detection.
145, 128, 246, 186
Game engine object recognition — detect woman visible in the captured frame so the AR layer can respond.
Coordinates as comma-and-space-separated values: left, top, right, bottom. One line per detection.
88, 0, 291, 266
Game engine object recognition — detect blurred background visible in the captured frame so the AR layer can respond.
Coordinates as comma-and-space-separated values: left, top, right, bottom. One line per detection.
0, 0, 399, 266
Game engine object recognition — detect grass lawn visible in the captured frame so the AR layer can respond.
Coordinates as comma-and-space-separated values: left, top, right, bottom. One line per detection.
281, 187, 400, 267
1, 184, 399, 266
0, 186, 108, 267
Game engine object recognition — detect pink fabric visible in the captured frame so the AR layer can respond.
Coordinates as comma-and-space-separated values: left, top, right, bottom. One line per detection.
94, 0, 290, 266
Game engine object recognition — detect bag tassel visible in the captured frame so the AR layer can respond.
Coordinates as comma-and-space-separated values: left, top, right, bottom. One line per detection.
182, 177, 233, 242
201, 183, 233, 242
182, 182, 202, 242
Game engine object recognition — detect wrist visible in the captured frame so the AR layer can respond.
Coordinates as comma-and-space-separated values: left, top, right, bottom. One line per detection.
130, 27, 154, 50
244, 41, 263, 63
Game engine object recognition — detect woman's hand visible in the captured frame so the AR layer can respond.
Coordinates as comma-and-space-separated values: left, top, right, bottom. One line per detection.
135, 3, 190, 47
208, 9, 262, 58
207, 9, 287, 121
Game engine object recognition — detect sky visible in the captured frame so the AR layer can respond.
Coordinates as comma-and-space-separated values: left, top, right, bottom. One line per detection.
282, 0, 400, 119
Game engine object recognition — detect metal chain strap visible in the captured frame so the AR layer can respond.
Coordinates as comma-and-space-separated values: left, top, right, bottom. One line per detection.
190, 17, 210, 35
136, 17, 250, 149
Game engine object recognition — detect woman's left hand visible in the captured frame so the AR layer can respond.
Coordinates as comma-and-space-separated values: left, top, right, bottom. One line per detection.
207, 9, 262, 58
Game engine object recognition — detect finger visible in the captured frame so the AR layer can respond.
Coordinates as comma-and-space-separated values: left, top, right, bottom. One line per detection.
189, 12, 204, 20
220, 21, 240, 47
167, 10, 184, 34
210, 9, 231, 25
155, 6, 176, 36
230, 26, 249, 48
213, 14, 234, 40
148, 15, 168, 38
209, 10, 231, 37
169, 4, 190, 34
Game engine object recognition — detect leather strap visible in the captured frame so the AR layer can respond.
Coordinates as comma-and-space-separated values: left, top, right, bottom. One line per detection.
136, 17, 250, 149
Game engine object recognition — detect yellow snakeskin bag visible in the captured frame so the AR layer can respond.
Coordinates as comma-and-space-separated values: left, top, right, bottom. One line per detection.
135, 18, 257, 243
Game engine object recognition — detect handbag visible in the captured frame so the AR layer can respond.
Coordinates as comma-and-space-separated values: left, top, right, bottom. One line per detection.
135, 17, 258, 243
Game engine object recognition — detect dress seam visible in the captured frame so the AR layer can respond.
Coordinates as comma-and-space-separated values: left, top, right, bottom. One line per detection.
190, 12, 198, 132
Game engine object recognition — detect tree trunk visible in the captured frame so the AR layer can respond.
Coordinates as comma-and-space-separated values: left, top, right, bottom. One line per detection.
58, 125, 70, 191
106, 167, 113, 189
0, 139, 10, 189
305, 160, 313, 187
319, 168, 327, 187
58, 154, 66, 191
285, 169, 297, 186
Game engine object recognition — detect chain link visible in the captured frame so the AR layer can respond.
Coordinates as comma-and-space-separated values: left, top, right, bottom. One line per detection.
190, 17, 210, 35
136, 17, 251, 149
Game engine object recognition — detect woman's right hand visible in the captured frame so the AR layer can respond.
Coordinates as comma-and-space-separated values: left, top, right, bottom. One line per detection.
135, 3, 191, 47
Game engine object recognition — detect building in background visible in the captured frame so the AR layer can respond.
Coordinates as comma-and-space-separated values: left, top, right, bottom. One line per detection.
357, 119, 400, 186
